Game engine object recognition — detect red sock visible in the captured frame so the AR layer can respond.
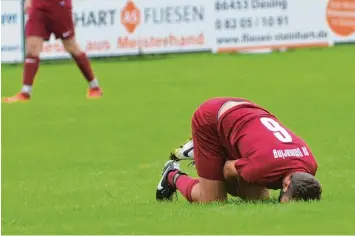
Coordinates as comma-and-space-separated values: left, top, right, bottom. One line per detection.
72, 52, 95, 82
168, 171, 199, 202
23, 56, 40, 86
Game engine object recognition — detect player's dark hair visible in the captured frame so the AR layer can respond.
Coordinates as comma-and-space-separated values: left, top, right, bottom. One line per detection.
283, 172, 322, 201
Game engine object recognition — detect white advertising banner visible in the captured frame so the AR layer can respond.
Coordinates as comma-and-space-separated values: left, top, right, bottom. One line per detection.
326, 0, 355, 43
1, 0, 24, 63
40, 0, 211, 60
212, 0, 333, 53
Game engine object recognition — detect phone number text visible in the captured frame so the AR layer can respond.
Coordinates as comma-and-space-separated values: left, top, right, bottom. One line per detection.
215, 15, 289, 30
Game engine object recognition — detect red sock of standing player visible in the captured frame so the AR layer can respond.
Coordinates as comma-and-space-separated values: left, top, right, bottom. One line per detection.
21, 56, 40, 95
168, 170, 199, 202
72, 52, 99, 88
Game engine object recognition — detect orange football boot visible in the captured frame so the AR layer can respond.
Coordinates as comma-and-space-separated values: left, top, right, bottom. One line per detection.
87, 87, 103, 99
2, 93, 31, 103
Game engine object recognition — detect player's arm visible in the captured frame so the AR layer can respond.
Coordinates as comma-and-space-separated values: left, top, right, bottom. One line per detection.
223, 160, 270, 201
223, 160, 239, 180
24, 0, 32, 12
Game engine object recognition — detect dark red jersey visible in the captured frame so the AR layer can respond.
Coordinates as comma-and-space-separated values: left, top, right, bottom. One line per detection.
191, 97, 318, 189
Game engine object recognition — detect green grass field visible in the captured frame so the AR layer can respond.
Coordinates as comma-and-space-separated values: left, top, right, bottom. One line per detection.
2, 45, 355, 234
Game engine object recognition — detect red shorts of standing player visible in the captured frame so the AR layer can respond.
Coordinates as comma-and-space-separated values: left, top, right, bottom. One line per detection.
156, 97, 322, 203
2, 0, 103, 103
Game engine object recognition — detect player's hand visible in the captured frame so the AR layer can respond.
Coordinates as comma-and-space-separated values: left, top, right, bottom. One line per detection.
24, 0, 31, 13
223, 160, 239, 180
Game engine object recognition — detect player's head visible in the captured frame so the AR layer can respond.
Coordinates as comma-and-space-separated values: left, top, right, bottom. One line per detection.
279, 172, 322, 203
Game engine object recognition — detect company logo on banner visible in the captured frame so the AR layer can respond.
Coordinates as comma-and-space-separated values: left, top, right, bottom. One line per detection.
326, 0, 355, 43
118, 0, 209, 53
212, 0, 332, 53
1, 0, 24, 63
40, 0, 211, 60
121, 1, 141, 33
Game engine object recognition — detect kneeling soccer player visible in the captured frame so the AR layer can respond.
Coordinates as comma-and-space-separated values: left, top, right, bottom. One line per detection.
156, 97, 322, 203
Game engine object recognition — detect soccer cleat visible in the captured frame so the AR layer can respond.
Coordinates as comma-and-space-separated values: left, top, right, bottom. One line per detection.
169, 138, 194, 161
87, 87, 103, 99
156, 160, 180, 201
2, 93, 30, 103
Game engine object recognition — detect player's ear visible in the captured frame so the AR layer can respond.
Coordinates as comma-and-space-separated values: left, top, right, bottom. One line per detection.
279, 175, 293, 203
282, 175, 291, 192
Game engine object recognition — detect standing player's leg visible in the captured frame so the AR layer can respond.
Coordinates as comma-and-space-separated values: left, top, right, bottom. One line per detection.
61, 38, 102, 98
21, 36, 43, 97
2, 9, 47, 103
53, 6, 102, 98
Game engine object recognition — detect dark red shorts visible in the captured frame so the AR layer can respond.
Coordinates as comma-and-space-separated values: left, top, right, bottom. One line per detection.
25, 6, 75, 41
192, 98, 237, 181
